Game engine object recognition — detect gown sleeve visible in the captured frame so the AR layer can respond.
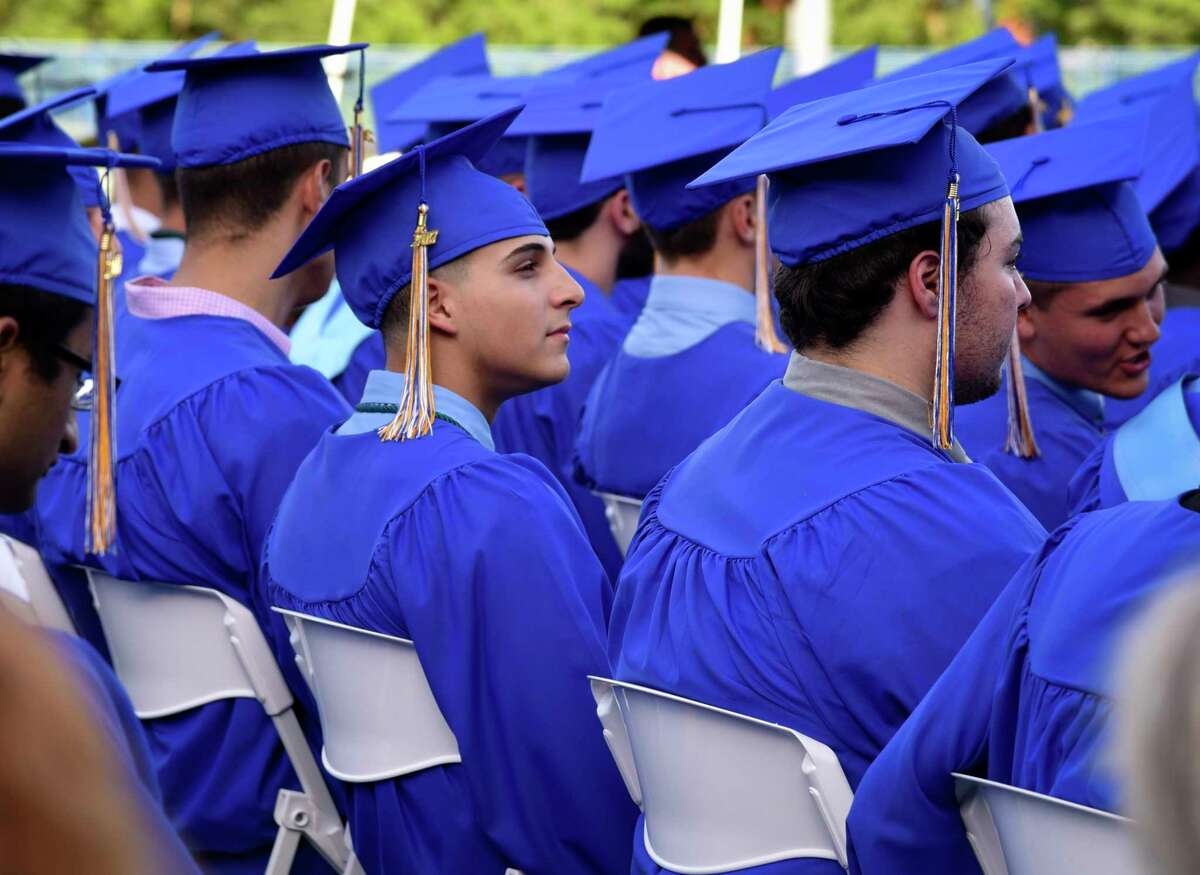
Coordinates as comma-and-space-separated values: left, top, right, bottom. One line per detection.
392, 456, 637, 874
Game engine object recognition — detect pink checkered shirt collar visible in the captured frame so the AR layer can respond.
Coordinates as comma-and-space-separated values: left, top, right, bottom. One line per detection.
124, 276, 292, 356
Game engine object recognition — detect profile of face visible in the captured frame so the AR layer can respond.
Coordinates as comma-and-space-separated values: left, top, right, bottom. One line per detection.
0, 314, 91, 513
289, 156, 344, 310
1019, 248, 1167, 398
430, 234, 581, 403
955, 197, 1031, 404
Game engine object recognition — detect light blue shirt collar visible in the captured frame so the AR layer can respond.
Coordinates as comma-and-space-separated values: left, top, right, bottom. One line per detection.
623, 274, 756, 358
1021, 356, 1106, 430
337, 369, 495, 451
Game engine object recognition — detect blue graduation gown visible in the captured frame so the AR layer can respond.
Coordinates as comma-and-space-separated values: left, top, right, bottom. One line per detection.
263, 371, 638, 874
1105, 307, 1200, 428
31, 310, 350, 872
493, 266, 630, 579
610, 375, 1046, 875
846, 497, 1200, 875
574, 275, 787, 500
1069, 374, 1200, 515
611, 274, 652, 321
52, 631, 202, 875
955, 358, 1106, 530
333, 332, 383, 406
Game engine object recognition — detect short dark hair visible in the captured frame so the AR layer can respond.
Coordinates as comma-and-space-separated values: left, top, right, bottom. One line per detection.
155, 171, 179, 211
975, 105, 1034, 145
0, 284, 91, 382
774, 204, 991, 350
179, 141, 347, 241
643, 205, 723, 263
1025, 278, 1070, 310
380, 259, 467, 348
545, 199, 604, 243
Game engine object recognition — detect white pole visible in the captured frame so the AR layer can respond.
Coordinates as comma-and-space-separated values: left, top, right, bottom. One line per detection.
324, 0, 359, 101
715, 0, 745, 64
789, 0, 832, 76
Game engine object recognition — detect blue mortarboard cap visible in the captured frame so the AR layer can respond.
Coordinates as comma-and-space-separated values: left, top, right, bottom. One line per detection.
272, 108, 548, 329
512, 37, 669, 221
0, 144, 158, 303
390, 73, 537, 177
580, 49, 781, 231
0, 53, 49, 105
1073, 58, 1200, 253
146, 43, 365, 169
0, 87, 108, 206
987, 118, 1157, 282
880, 29, 1030, 135
370, 34, 490, 154
544, 32, 669, 87
767, 45, 878, 119
691, 57, 1012, 266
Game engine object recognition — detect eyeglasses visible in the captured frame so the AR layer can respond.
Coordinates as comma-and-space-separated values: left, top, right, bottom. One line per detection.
51, 344, 120, 412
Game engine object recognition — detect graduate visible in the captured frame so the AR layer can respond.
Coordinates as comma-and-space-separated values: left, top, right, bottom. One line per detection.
94, 33, 221, 276
573, 49, 790, 502
0, 51, 48, 115
847, 492, 1200, 875
491, 36, 666, 577
609, 59, 1047, 875
28, 43, 360, 873
262, 108, 638, 874
0, 141, 198, 874
953, 119, 1166, 531
102, 40, 257, 280
1073, 55, 1200, 427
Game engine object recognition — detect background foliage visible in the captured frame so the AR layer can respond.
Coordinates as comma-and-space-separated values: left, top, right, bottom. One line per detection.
1, 0, 1198, 47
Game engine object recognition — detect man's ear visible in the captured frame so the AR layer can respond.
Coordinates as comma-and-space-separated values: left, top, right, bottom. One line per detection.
0, 316, 21, 388
906, 249, 941, 320
605, 189, 642, 237
727, 194, 757, 248
1017, 303, 1038, 343
297, 158, 334, 222
426, 272, 459, 338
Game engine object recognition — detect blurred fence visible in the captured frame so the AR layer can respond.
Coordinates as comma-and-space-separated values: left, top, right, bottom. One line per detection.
4, 39, 1197, 140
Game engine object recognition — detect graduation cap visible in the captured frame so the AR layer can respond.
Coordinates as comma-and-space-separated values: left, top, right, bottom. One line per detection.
273, 108, 547, 442
0, 52, 49, 106
692, 57, 1014, 451
1073, 54, 1200, 253
580, 48, 781, 233
388, 72, 540, 177
0, 87, 116, 208
880, 29, 1031, 137
102, 34, 238, 171
145, 42, 366, 169
510, 35, 670, 221
766, 45, 878, 120
370, 34, 490, 154
988, 117, 1157, 284
0, 143, 159, 554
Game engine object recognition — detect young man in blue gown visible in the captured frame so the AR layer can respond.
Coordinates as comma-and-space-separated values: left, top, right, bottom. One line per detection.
848, 492, 1200, 874
609, 59, 1047, 874
27, 44, 361, 873
261, 109, 638, 874
952, 119, 1166, 531
572, 50, 791, 502
0, 142, 199, 874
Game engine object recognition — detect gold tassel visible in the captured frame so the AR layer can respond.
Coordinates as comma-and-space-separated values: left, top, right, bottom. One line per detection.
1003, 328, 1041, 459
753, 174, 787, 354
1027, 86, 1046, 135
379, 202, 439, 442
347, 104, 375, 180
87, 223, 120, 555
931, 174, 959, 451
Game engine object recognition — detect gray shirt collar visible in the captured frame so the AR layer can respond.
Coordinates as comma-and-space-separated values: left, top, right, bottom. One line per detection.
783, 352, 970, 463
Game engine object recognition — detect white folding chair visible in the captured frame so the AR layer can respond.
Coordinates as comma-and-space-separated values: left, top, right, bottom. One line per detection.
0, 534, 75, 633
589, 676, 854, 873
954, 773, 1143, 875
595, 492, 643, 556
85, 570, 356, 875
